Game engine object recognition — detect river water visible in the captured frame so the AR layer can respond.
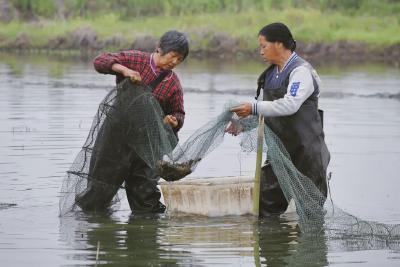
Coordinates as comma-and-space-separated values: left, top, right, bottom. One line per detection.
1, 53, 400, 266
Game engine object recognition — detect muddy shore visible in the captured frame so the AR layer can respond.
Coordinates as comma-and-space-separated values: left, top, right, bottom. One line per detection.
2, 27, 399, 66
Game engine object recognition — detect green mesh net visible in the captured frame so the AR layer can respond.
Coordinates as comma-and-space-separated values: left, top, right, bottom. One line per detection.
60, 79, 400, 249
59, 79, 232, 215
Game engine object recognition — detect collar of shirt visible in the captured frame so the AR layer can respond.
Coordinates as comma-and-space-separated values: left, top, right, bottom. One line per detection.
150, 53, 174, 81
150, 53, 158, 75
276, 52, 298, 74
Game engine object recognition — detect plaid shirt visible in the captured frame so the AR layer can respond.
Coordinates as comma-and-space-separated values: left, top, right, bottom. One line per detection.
93, 50, 185, 132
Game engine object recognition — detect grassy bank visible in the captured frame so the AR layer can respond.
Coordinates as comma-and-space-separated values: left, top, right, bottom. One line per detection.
1, 1, 400, 66
1, 7, 399, 51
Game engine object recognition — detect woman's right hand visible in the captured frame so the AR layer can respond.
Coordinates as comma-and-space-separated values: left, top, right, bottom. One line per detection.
230, 103, 252, 118
123, 68, 142, 83
111, 63, 142, 83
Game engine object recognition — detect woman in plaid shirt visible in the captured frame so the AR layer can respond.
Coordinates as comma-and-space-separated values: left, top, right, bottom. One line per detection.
79, 31, 189, 214
93, 30, 187, 134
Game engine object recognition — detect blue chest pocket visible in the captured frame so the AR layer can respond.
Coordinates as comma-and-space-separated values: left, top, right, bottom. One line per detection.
290, 82, 300, 96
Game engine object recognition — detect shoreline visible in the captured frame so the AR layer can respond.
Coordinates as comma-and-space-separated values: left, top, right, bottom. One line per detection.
1, 7, 399, 67
2, 39, 399, 67
3, 26, 400, 67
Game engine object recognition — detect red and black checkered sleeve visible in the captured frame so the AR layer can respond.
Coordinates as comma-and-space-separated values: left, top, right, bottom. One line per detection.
93, 50, 142, 74
169, 81, 185, 132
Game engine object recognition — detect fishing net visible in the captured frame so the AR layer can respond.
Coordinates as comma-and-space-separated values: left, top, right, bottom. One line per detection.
231, 116, 400, 248
244, 119, 400, 249
59, 79, 232, 215
60, 78, 400, 249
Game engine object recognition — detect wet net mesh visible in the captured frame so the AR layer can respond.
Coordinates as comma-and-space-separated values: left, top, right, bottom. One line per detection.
60, 79, 400, 249
59, 79, 232, 215
256, 122, 400, 249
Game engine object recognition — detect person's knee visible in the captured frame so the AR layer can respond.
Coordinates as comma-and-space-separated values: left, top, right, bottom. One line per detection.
259, 161, 289, 216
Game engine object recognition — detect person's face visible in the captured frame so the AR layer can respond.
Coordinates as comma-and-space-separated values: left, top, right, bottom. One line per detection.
258, 35, 280, 64
158, 50, 184, 70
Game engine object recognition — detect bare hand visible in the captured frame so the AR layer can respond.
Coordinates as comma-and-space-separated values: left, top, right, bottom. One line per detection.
123, 69, 142, 83
230, 103, 252, 118
225, 122, 243, 136
164, 115, 178, 128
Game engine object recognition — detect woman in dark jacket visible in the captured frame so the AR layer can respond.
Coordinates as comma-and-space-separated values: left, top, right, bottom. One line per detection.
230, 22, 330, 216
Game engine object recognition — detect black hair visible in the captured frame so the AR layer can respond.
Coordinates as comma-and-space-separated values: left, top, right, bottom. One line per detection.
258, 22, 296, 51
158, 30, 189, 60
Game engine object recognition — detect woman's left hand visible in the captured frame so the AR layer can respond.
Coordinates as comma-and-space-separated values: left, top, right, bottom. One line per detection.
164, 115, 178, 128
230, 103, 252, 118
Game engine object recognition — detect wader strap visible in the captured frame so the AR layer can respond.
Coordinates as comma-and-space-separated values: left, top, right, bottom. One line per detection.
318, 109, 324, 129
255, 65, 274, 100
149, 71, 170, 91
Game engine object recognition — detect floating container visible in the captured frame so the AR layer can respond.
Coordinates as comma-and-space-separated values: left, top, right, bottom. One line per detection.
159, 176, 254, 216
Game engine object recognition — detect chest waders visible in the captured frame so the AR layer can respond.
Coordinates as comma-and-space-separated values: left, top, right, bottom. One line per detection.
75, 71, 172, 213
256, 57, 330, 216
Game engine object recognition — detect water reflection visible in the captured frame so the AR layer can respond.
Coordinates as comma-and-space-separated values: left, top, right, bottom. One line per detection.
59, 211, 333, 267
61, 213, 257, 266
59, 210, 400, 266
257, 214, 328, 267
60, 213, 177, 266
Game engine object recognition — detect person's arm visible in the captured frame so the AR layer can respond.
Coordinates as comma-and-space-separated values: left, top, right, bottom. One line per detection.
251, 66, 314, 117
169, 88, 185, 132
93, 51, 142, 82
164, 75, 185, 132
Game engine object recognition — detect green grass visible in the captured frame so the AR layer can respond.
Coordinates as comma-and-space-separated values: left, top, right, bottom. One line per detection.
0, 8, 399, 51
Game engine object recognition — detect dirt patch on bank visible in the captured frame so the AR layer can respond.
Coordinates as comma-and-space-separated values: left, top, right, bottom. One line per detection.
296, 41, 400, 66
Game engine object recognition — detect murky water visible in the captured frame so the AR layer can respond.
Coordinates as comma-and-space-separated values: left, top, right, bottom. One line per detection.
1, 53, 400, 266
